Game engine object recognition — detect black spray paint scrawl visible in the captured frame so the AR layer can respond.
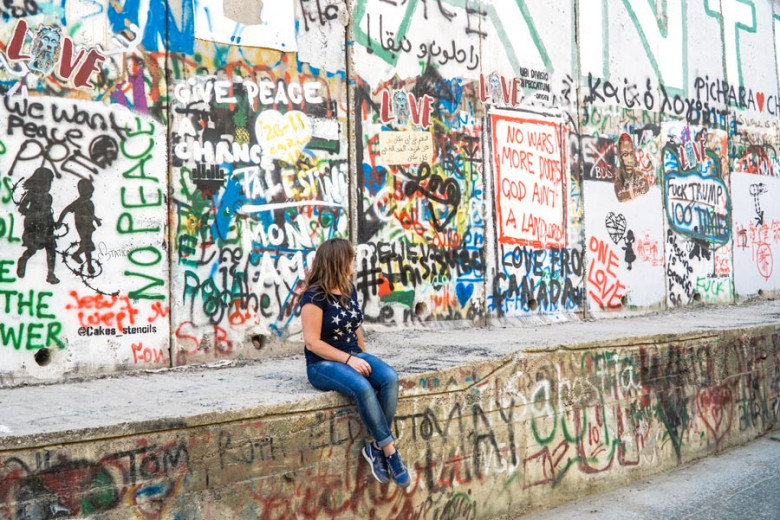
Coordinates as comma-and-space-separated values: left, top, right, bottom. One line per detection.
16, 166, 59, 284
749, 182, 767, 227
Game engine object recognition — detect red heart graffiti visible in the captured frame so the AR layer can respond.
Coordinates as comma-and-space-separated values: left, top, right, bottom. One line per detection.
756, 92, 765, 112
697, 385, 733, 444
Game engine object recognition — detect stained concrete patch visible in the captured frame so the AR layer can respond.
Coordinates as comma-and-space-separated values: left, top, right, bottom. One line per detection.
223, 0, 263, 25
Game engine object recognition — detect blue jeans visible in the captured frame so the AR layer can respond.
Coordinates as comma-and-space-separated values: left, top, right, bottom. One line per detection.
307, 352, 399, 447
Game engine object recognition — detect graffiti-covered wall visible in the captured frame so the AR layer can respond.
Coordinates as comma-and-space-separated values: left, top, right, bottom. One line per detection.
2, 0, 780, 384
2, 326, 778, 519
168, 6, 349, 365
0, 4, 171, 385
349, 0, 780, 323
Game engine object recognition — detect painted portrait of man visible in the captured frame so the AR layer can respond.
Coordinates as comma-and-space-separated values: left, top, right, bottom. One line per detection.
614, 133, 650, 202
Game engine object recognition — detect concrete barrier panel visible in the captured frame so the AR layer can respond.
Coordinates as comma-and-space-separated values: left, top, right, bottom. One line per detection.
2, 325, 777, 518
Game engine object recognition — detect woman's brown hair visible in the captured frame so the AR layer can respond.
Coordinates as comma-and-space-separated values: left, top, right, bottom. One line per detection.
303, 238, 354, 307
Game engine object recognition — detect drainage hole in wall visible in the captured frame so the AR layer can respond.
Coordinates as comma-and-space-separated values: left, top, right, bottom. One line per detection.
34, 348, 51, 367
528, 299, 539, 311
693, 292, 702, 302
251, 335, 266, 350
758, 289, 764, 297
414, 301, 428, 318
620, 295, 628, 306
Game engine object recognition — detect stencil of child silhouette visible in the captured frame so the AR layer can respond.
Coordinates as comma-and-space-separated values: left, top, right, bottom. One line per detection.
623, 229, 636, 270
17, 167, 59, 284
57, 179, 102, 275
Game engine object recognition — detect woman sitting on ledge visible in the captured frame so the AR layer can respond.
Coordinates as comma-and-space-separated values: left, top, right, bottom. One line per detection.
300, 237, 410, 488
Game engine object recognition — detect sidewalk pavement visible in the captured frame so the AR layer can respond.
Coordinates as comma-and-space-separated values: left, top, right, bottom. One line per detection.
1, 298, 779, 449
518, 432, 780, 520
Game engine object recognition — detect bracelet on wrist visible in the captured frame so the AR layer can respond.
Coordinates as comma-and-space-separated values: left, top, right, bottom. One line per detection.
345, 354, 353, 364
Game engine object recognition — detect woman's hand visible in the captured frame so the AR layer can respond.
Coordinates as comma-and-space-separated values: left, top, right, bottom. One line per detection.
347, 356, 372, 377
302, 304, 371, 376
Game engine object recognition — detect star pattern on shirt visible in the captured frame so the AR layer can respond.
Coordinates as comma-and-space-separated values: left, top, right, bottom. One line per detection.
322, 292, 365, 347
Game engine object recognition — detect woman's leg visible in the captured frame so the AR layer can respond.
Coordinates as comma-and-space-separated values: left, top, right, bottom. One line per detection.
307, 360, 394, 447
356, 352, 399, 428
309, 359, 411, 488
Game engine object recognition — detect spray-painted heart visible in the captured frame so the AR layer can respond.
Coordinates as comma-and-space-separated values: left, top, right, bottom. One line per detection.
456, 282, 474, 307
697, 385, 734, 445
756, 92, 765, 112
605, 212, 627, 244
255, 110, 312, 163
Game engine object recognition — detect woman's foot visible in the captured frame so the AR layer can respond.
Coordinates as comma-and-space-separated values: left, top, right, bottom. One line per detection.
386, 451, 410, 488
362, 442, 389, 484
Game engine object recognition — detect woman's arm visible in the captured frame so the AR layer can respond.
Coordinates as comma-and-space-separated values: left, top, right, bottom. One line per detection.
301, 303, 371, 376
356, 328, 367, 351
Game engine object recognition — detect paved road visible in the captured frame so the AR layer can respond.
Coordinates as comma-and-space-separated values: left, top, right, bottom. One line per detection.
518, 433, 780, 520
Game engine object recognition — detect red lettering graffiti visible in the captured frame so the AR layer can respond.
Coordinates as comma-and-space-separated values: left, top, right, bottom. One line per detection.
66, 291, 139, 331
587, 237, 625, 309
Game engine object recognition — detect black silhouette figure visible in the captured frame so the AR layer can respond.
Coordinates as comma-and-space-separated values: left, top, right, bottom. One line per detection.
623, 229, 636, 270
688, 227, 711, 261
57, 179, 102, 275
17, 167, 59, 284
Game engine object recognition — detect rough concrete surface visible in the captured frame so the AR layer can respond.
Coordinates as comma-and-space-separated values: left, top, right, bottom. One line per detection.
1, 298, 777, 447
519, 433, 780, 520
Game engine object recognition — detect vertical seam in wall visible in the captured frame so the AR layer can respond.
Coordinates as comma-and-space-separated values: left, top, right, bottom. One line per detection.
659, 65, 671, 309
573, 0, 592, 321
165, 0, 175, 367
659, 67, 671, 310
478, 0, 484, 325
772, 4, 780, 297
479, 0, 489, 327
658, 0, 675, 312
722, 0, 737, 306
346, 1, 357, 247
483, 120, 496, 325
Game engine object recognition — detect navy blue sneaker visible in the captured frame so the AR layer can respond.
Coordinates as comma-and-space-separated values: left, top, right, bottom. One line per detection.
362, 442, 390, 484
386, 451, 410, 488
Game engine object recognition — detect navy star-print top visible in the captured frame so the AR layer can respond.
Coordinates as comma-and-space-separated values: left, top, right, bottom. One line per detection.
300, 284, 364, 366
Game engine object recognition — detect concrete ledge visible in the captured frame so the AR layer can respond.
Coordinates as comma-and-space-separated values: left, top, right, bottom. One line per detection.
1, 301, 779, 518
